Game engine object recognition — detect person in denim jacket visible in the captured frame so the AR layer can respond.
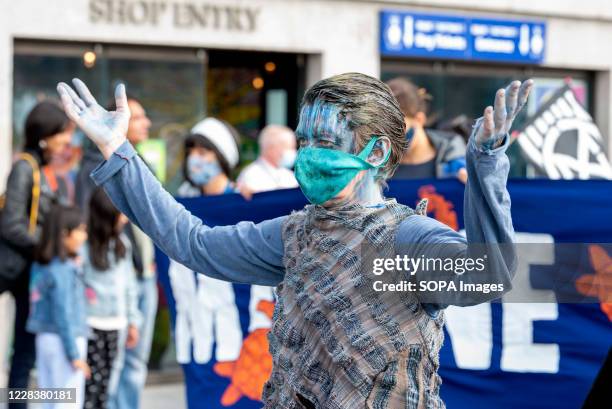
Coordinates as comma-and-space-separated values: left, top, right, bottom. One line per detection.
26, 204, 89, 409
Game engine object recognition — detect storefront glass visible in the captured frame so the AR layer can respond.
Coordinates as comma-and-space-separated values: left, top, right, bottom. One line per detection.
13, 42, 206, 189
13, 41, 304, 191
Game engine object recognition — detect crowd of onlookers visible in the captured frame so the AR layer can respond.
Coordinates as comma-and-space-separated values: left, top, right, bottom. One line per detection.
0, 77, 468, 408
0, 97, 157, 409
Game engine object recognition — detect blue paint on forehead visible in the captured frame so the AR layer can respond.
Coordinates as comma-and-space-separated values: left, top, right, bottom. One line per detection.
296, 100, 354, 147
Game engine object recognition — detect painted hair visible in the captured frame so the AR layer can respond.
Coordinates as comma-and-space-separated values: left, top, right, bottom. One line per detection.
300, 72, 407, 181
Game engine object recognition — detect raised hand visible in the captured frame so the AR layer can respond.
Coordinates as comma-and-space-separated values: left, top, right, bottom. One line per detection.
57, 79, 130, 159
473, 79, 533, 152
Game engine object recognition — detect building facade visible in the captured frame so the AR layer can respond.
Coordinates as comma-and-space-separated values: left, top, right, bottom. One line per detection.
2, 0, 612, 188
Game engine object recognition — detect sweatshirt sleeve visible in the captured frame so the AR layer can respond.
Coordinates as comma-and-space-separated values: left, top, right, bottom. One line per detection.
90, 142, 286, 286
395, 133, 517, 312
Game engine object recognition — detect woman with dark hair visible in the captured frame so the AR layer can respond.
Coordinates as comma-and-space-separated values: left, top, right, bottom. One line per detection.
26, 203, 89, 408
22, 101, 75, 163
82, 187, 140, 409
0, 100, 74, 407
177, 117, 241, 197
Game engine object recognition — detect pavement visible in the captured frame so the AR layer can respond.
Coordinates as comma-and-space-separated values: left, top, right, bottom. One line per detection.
142, 382, 187, 409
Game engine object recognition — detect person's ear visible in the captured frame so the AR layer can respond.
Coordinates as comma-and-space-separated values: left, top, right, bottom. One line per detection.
366, 136, 391, 167
415, 111, 427, 127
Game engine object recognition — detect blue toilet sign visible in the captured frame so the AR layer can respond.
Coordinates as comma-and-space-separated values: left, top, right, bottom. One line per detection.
380, 10, 546, 64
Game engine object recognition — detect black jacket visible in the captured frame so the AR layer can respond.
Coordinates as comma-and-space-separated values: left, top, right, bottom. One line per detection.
0, 151, 65, 258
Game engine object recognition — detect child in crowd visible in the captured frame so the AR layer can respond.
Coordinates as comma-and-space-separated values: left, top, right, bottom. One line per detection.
26, 204, 89, 409
82, 187, 140, 409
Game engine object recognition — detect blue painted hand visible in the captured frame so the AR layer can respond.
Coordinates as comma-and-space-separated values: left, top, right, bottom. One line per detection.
57, 79, 130, 159
472, 79, 534, 152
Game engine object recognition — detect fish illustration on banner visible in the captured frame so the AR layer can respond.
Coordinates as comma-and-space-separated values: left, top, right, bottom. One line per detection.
576, 245, 612, 320
155, 180, 612, 409
516, 84, 612, 179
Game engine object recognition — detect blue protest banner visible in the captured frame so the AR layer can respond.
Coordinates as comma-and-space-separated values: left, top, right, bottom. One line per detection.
156, 179, 611, 408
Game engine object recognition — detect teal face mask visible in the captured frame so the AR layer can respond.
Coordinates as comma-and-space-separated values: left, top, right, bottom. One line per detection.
294, 137, 390, 205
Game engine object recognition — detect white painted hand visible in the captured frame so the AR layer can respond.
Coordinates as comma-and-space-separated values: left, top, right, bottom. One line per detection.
57, 79, 130, 159
473, 79, 534, 151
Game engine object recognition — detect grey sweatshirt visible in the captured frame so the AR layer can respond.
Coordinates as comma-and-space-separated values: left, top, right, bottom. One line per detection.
91, 135, 516, 314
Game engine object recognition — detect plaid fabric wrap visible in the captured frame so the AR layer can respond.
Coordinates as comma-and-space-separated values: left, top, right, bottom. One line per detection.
263, 200, 445, 409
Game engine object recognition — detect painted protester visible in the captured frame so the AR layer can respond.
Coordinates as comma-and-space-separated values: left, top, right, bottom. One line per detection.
57, 73, 532, 408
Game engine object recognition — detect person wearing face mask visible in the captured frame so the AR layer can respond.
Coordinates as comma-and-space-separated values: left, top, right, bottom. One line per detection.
177, 118, 241, 197
237, 125, 298, 193
173, 117, 245, 388
58, 73, 532, 408
386, 77, 468, 183
0, 101, 73, 408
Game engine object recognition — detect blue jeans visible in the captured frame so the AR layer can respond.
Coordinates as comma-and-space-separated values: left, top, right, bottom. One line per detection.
108, 277, 158, 409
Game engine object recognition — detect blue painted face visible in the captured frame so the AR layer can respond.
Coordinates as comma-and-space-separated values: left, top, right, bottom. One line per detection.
294, 100, 390, 206
295, 101, 356, 154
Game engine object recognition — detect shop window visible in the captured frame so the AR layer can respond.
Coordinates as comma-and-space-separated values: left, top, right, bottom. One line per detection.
13, 43, 206, 192
13, 41, 304, 192
382, 62, 592, 177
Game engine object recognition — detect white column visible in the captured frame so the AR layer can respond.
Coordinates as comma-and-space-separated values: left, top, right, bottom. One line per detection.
0, 293, 15, 388
0, 35, 13, 192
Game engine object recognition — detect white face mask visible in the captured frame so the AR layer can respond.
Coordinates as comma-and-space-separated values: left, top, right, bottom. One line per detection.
280, 149, 297, 169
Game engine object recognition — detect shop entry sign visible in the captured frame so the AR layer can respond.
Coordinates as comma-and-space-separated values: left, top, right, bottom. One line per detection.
380, 10, 546, 64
